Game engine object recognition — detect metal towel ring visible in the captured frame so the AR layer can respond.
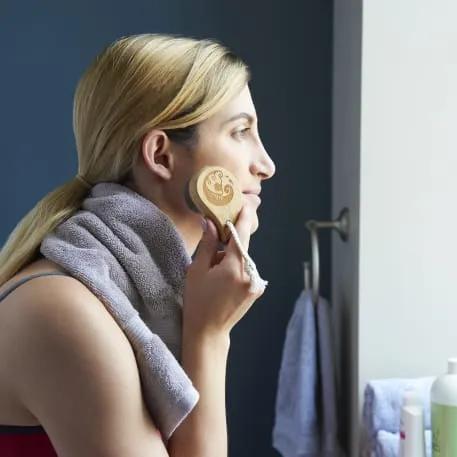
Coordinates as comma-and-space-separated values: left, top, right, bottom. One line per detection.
305, 207, 350, 305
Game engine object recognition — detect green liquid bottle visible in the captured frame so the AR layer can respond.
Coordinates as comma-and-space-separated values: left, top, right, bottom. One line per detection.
431, 357, 457, 456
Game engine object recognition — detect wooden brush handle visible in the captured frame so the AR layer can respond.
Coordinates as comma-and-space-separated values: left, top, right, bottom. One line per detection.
188, 165, 244, 243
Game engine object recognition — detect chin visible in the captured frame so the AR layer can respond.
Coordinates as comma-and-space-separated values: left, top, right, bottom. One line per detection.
250, 215, 259, 234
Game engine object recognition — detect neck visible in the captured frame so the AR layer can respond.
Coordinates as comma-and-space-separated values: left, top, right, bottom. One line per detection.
163, 206, 204, 259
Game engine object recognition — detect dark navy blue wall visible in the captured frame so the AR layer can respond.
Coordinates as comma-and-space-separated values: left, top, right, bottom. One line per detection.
0, 2, 333, 455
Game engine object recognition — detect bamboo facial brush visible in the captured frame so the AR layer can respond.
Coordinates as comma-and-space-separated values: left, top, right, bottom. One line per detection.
186, 165, 268, 293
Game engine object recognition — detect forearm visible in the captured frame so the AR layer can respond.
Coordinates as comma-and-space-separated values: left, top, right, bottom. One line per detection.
167, 329, 230, 457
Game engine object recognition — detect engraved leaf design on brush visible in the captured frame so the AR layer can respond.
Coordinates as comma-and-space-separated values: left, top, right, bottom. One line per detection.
203, 169, 234, 206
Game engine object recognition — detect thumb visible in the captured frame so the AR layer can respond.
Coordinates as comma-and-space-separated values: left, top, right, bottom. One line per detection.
192, 217, 219, 270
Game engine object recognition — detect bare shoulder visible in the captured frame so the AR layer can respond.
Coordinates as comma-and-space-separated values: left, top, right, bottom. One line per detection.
10, 271, 123, 338
2, 271, 127, 361
4, 271, 169, 456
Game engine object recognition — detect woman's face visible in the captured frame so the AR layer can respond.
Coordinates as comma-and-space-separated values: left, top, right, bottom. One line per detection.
179, 83, 276, 231
132, 83, 276, 255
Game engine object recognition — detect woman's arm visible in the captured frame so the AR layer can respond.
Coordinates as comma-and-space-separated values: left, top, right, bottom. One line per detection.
167, 329, 230, 457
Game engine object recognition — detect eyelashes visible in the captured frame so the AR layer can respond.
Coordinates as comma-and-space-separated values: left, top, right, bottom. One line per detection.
233, 127, 251, 139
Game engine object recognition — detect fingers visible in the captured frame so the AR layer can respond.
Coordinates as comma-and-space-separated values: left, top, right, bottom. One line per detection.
211, 250, 226, 267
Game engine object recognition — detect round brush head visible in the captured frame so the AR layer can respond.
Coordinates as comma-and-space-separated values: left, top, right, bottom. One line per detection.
186, 165, 244, 243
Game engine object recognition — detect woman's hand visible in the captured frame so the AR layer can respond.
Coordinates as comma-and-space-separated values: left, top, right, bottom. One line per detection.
182, 204, 265, 338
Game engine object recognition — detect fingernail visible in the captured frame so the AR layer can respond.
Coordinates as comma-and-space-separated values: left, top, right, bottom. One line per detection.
200, 218, 208, 231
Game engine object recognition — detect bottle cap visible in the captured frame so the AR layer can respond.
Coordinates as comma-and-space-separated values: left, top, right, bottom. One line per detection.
402, 388, 421, 407
448, 357, 457, 374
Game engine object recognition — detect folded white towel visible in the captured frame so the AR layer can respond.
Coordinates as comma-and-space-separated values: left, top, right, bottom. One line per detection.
375, 429, 432, 457
362, 376, 435, 455
363, 377, 435, 434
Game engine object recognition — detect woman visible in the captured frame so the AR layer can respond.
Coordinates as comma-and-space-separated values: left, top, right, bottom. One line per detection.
0, 33, 276, 456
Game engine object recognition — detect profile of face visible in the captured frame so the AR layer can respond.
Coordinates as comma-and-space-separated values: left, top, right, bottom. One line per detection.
130, 83, 276, 251
186, 83, 276, 231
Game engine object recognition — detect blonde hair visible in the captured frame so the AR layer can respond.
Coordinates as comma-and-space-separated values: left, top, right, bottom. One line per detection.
0, 33, 250, 285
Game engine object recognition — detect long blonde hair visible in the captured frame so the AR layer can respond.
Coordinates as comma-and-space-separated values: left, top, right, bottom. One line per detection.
0, 33, 250, 285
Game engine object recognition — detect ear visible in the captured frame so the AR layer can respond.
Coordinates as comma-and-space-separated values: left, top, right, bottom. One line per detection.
141, 128, 175, 180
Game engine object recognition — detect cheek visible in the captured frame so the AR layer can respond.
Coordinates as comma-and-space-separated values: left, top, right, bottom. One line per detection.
199, 142, 245, 170
218, 137, 251, 163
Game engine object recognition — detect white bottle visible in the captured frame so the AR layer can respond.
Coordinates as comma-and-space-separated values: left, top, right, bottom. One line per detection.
431, 357, 457, 456
399, 388, 426, 457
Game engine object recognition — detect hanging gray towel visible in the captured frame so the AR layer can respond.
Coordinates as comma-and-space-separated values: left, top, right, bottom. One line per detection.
40, 182, 199, 444
272, 289, 342, 457
272, 289, 319, 456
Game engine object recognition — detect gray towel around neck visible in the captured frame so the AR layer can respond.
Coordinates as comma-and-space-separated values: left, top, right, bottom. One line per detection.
39, 182, 199, 442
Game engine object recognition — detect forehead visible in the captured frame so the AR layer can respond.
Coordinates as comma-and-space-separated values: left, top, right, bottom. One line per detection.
208, 84, 256, 125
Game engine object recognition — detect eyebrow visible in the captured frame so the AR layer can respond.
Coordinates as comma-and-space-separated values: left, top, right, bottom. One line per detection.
221, 112, 256, 127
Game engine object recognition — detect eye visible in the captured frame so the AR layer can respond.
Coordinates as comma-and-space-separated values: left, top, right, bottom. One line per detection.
233, 127, 251, 139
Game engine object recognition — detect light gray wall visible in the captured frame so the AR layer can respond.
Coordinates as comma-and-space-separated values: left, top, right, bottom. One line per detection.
358, 0, 457, 426
333, 3, 457, 454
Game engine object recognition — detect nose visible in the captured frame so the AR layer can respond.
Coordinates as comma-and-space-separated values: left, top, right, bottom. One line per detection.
252, 142, 276, 181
